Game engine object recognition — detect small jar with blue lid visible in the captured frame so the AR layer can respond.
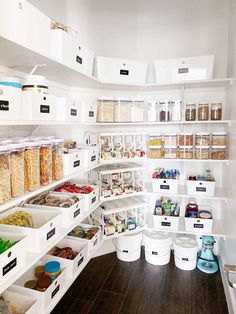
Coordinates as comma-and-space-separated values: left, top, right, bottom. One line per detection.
44, 261, 61, 280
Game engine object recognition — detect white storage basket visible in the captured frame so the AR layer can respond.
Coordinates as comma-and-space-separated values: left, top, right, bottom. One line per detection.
187, 180, 216, 197
56, 97, 79, 122
173, 236, 199, 270
77, 101, 97, 123
0, 85, 21, 120
185, 216, 213, 233
152, 179, 179, 194
152, 215, 180, 231
114, 232, 142, 262
63, 150, 83, 176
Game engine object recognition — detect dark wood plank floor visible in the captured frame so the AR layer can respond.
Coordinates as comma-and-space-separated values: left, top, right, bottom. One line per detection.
51, 250, 229, 314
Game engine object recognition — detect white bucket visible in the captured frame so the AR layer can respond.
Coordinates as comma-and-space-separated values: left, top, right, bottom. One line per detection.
174, 236, 199, 271
114, 232, 142, 262
143, 230, 172, 265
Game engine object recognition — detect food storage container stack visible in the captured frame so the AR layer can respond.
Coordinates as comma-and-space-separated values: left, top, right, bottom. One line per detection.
52, 138, 64, 180
24, 141, 41, 192
40, 140, 53, 186
97, 98, 115, 122
114, 98, 131, 122
0, 145, 11, 204
10, 143, 25, 197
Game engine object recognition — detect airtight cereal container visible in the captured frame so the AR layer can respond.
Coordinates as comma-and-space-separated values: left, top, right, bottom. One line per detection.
40, 140, 53, 186
114, 98, 131, 122
179, 133, 193, 146
149, 134, 162, 147
0, 145, 11, 204
179, 146, 193, 159
195, 146, 210, 160
24, 141, 40, 192
164, 146, 177, 159
195, 132, 210, 146
164, 133, 177, 146
211, 146, 227, 160
10, 143, 25, 198
212, 132, 227, 146
97, 98, 115, 122
52, 138, 64, 181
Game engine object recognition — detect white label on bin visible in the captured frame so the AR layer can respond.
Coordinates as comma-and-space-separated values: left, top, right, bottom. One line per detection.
74, 208, 80, 218
91, 155, 96, 162
91, 196, 96, 204
182, 257, 189, 261
74, 160, 80, 168
40, 105, 50, 113
161, 221, 171, 227
196, 187, 206, 192
51, 285, 60, 299
3, 258, 17, 276
152, 251, 158, 255
47, 228, 56, 240
71, 109, 77, 116
77, 256, 84, 267
76, 55, 83, 64
120, 69, 129, 76
122, 250, 128, 253
193, 223, 204, 229
178, 68, 189, 74
160, 184, 170, 190
93, 238, 98, 247
89, 111, 94, 117
0, 100, 9, 111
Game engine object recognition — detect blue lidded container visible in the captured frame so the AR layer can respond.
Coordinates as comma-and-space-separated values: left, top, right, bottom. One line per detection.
44, 261, 61, 280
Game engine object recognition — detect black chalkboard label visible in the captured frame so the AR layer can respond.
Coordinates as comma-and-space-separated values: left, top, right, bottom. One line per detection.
122, 250, 128, 253
196, 187, 206, 192
47, 228, 56, 240
182, 258, 189, 261
78, 256, 84, 267
161, 222, 171, 227
0, 100, 9, 111
3, 258, 17, 276
74, 160, 80, 168
74, 208, 80, 218
152, 251, 158, 255
40, 105, 50, 113
160, 184, 170, 190
120, 69, 129, 76
51, 285, 60, 299
71, 109, 77, 116
178, 67, 189, 74
194, 223, 204, 229
76, 55, 83, 64
91, 196, 96, 204
91, 155, 96, 162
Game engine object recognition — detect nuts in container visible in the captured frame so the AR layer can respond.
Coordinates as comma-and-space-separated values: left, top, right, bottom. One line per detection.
52, 138, 64, 181
211, 146, 227, 160
24, 141, 40, 192
40, 140, 53, 186
10, 143, 25, 197
212, 132, 227, 146
195, 146, 210, 160
179, 146, 193, 159
179, 133, 193, 146
198, 103, 209, 121
195, 132, 210, 146
0, 145, 11, 204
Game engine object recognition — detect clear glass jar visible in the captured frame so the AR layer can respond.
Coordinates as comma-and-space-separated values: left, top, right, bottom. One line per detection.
179, 146, 193, 159
52, 138, 64, 181
0, 145, 11, 204
198, 103, 209, 121
97, 98, 115, 122
195, 146, 210, 160
10, 143, 25, 197
164, 133, 177, 146
212, 132, 227, 146
212, 146, 226, 160
149, 134, 162, 146
211, 102, 222, 120
40, 140, 53, 186
164, 146, 177, 159
159, 101, 171, 122
114, 98, 131, 122
185, 103, 196, 121
149, 146, 163, 159
195, 132, 210, 146
179, 133, 193, 146
24, 141, 40, 191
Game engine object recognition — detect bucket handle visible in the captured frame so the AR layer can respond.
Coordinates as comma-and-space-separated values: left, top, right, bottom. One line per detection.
113, 239, 141, 254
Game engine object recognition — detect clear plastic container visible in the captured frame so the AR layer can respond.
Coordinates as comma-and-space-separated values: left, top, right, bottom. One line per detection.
149, 146, 163, 159
114, 99, 131, 122
179, 133, 193, 146
195, 146, 210, 160
24, 141, 40, 192
97, 98, 115, 122
52, 138, 64, 181
0, 145, 11, 204
212, 132, 227, 146
211, 102, 222, 120
195, 132, 210, 146
212, 146, 226, 160
130, 99, 144, 122
198, 103, 209, 121
185, 103, 196, 121
40, 140, 53, 186
179, 146, 193, 159
147, 101, 157, 122
149, 134, 162, 146
159, 101, 171, 122
10, 143, 25, 197
169, 100, 181, 121
164, 133, 177, 146
164, 146, 177, 159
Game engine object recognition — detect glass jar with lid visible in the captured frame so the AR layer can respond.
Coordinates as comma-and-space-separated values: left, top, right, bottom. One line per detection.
179, 133, 193, 146
164, 133, 177, 146
149, 134, 162, 147
212, 132, 227, 146
195, 132, 210, 146
97, 98, 115, 122
114, 98, 131, 122
164, 146, 177, 159
0, 145, 11, 204
24, 141, 41, 191
40, 140, 53, 186
179, 146, 193, 159
185, 103, 196, 121
211, 146, 226, 160
195, 146, 210, 160
159, 101, 171, 122
198, 103, 209, 121
211, 102, 222, 120
52, 138, 64, 181
149, 146, 163, 159
9, 143, 25, 197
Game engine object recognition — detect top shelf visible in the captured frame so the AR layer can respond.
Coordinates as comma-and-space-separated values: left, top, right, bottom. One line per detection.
0, 36, 233, 91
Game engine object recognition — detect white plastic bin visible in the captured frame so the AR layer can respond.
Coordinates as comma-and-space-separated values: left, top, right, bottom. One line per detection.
1, 290, 38, 314
77, 101, 97, 123
155, 55, 214, 83
0, 207, 62, 253
173, 236, 199, 270
21, 92, 57, 121
63, 150, 83, 175
152, 215, 180, 231
74, 42, 95, 76
46, 237, 88, 277
0, 85, 21, 120
114, 232, 142, 262
78, 146, 99, 168
185, 217, 213, 233
95, 56, 147, 85
143, 230, 172, 265
152, 179, 179, 194
56, 97, 79, 121
0, 232, 27, 284
187, 180, 216, 197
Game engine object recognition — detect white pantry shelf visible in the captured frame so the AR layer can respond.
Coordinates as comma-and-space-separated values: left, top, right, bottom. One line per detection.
103, 226, 147, 240
101, 158, 230, 165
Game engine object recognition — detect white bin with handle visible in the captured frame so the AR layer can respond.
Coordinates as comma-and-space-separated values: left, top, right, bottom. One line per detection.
114, 232, 142, 262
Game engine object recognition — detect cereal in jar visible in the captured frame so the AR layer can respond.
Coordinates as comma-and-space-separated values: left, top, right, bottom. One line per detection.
40, 140, 53, 186
24, 141, 40, 191
198, 103, 209, 121
211, 146, 226, 160
212, 132, 227, 146
164, 133, 177, 146
195, 146, 210, 160
10, 143, 25, 197
195, 132, 210, 146
0, 145, 11, 204
179, 133, 193, 146
149, 146, 163, 159
179, 146, 193, 159
52, 138, 64, 181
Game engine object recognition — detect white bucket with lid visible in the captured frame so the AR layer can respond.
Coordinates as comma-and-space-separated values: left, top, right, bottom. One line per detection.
114, 232, 142, 262
143, 230, 172, 265
173, 236, 199, 271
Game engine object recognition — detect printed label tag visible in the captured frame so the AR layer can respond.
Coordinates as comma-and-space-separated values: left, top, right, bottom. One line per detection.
178, 67, 189, 74
196, 187, 206, 192
152, 251, 158, 255
74, 208, 80, 218
91, 196, 96, 204
0, 100, 9, 111
3, 258, 17, 276
161, 221, 171, 227
193, 223, 204, 229
76, 55, 83, 64
78, 257, 84, 267
89, 111, 94, 117
182, 258, 189, 261
40, 105, 50, 113
74, 160, 80, 168
71, 109, 77, 116
122, 250, 128, 253
47, 228, 56, 240
120, 69, 129, 76
160, 184, 170, 190
91, 155, 96, 162
51, 285, 60, 299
